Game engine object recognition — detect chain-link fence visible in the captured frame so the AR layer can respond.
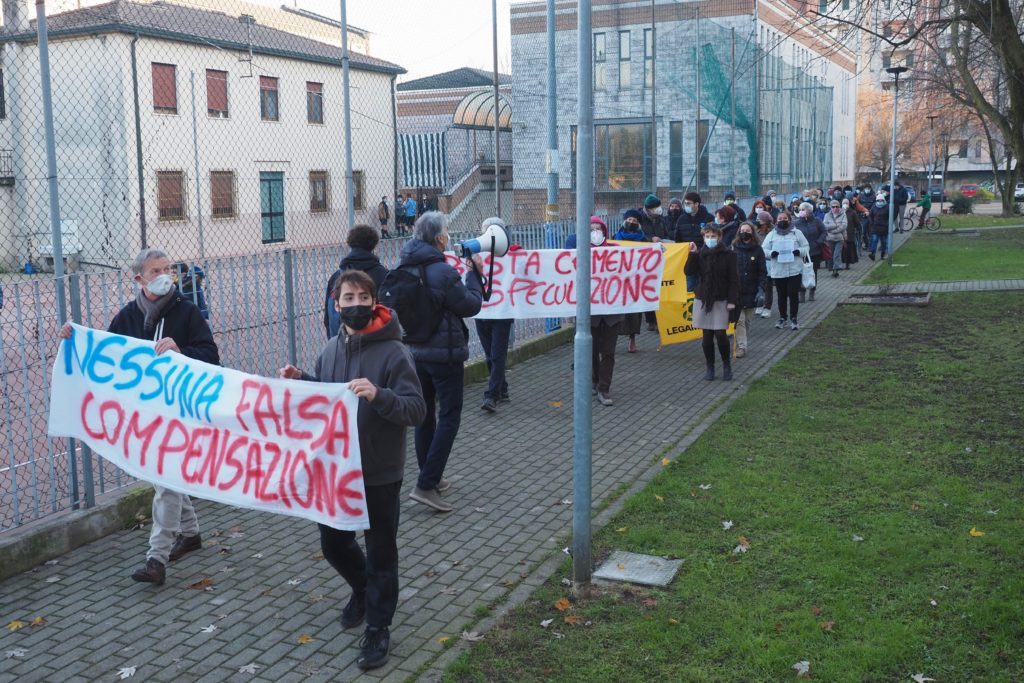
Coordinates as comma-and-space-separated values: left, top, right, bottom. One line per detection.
0, 0, 566, 532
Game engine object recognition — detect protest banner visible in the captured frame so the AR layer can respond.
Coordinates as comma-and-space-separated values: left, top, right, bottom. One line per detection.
654, 243, 734, 346
443, 245, 665, 319
47, 324, 368, 530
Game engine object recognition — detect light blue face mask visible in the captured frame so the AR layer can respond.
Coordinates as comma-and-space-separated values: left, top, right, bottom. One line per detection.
684, 205, 694, 215
704, 238, 719, 249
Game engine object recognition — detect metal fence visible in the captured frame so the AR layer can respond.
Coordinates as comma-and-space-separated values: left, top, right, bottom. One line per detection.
0, 220, 577, 533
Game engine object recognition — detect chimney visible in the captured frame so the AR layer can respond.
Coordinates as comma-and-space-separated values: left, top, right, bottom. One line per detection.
2, 0, 30, 32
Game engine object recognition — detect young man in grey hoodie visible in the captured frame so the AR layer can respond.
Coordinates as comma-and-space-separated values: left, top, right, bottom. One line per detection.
280, 269, 426, 671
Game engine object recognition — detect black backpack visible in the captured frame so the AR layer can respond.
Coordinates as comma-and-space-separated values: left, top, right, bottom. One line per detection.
378, 264, 444, 344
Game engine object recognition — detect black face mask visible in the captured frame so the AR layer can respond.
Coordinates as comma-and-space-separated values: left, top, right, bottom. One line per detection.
777, 221, 791, 230
669, 208, 681, 217
739, 233, 753, 242
339, 304, 374, 331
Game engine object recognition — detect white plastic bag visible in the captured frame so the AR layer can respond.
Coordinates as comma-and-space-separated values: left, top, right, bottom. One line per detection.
801, 256, 816, 289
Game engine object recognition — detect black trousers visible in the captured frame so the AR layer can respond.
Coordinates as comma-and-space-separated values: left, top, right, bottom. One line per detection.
591, 321, 617, 393
774, 274, 802, 321
318, 480, 402, 628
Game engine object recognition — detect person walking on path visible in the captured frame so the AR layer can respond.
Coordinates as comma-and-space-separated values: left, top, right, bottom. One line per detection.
753, 210, 775, 317
762, 212, 810, 331
684, 223, 739, 381
613, 210, 647, 353
589, 217, 624, 404
823, 199, 848, 277
59, 248, 219, 586
398, 212, 483, 513
476, 222, 521, 414
793, 202, 826, 301
404, 195, 417, 234
731, 222, 766, 358
280, 270, 426, 672
324, 225, 389, 339
867, 194, 891, 261
377, 196, 391, 239
893, 180, 910, 233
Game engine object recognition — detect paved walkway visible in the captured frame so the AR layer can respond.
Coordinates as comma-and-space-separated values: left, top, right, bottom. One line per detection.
1, 236, 908, 683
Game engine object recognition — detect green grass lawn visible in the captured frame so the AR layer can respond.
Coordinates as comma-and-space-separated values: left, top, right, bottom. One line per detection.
864, 226, 1024, 284
445, 292, 1024, 683
933, 213, 1024, 230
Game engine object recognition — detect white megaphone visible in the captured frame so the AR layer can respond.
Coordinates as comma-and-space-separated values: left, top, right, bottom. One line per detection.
454, 217, 510, 258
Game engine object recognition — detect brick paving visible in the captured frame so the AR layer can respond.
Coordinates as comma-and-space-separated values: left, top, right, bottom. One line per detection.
1, 234, 920, 683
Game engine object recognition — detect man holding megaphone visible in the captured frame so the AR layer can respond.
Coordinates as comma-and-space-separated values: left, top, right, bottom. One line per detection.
456, 218, 518, 414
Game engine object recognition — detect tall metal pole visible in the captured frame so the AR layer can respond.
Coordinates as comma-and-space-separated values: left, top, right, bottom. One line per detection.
190, 71, 205, 258
493, 0, 502, 217
650, 0, 656, 194
927, 114, 937, 199
545, 0, 559, 223
695, 8, 701, 191
885, 68, 906, 267
572, 0, 594, 595
340, 0, 355, 230
730, 27, 736, 193
36, 0, 66, 323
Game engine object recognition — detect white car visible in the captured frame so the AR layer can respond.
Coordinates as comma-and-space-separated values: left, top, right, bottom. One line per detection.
1015, 182, 1024, 201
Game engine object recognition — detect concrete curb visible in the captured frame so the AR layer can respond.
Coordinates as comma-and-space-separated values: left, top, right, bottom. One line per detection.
0, 485, 154, 582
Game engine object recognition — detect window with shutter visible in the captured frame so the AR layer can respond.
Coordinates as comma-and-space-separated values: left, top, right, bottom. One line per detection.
309, 171, 329, 212
206, 70, 228, 118
152, 63, 177, 114
260, 76, 279, 121
157, 171, 186, 221
210, 171, 235, 218
306, 82, 323, 124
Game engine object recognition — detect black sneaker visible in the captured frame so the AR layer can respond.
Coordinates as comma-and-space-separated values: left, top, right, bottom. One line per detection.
481, 397, 497, 413
340, 592, 366, 629
357, 626, 391, 670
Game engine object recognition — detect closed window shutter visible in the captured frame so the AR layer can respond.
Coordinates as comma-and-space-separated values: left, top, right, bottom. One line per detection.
260, 76, 277, 91
206, 69, 228, 114
152, 63, 177, 112
211, 172, 234, 217
157, 171, 184, 220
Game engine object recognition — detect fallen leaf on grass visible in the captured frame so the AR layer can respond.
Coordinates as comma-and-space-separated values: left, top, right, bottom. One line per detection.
437, 636, 451, 644
297, 634, 313, 644
187, 577, 213, 590
615, 527, 628, 533
553, 598, 571, 611
820, 621, 835, 632
548, 401, 563, 408
200, 625, 217, 634
792, 660, 811, 677
986, 509, 999, 515
7, 620, 26, 631
5, 648, 27, 659
774, 622, 784, 633
733, 536, 751, 554
852, 535, 864, 542
910, 675, 936, 683
661, 458, 671, 466
654, 494, 665, 502
969, 527, 985, 537
810, 606, 822, 616
461, 630, 484, 642
238, 663, 260, 674
540, 619, 553, 628
911, 502, 920, 511
31, 617, 45, 626
551, 632, 565, 639
563, 615, 582, 625
667, 618, 679, 625
698, 484, 712, 490
722, 520, 734, 530
929, 599, 938, 607
117, 666, 136, 679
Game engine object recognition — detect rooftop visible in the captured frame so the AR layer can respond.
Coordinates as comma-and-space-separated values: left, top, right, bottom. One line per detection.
398, 67, 511, 92
1, 0, 405, 75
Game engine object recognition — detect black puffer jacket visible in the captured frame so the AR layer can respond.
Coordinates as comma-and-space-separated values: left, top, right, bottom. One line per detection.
397, 238, 483, 364
108, 295, 219, 365
684, 245, 739, 309
673, 205, 715, 246
639, 210, 669, 241
732, 240, 767, 309
794, 215, 827, 257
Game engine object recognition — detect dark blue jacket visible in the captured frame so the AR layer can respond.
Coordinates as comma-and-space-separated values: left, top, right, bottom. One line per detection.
893, 185, 910, 208
794, 216, 827, 258
612, 228, 648, 242
397, 238, 483, 364
672, 205, 714, 246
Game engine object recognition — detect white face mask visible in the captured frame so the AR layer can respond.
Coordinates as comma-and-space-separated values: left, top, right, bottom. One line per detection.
590, 229, 605, 246
142, 274, 174, 297
649, 206, 663, 216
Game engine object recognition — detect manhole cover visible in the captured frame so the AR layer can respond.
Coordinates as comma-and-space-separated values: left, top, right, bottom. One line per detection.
593, 551, 683, 587
842, 293, 931, 306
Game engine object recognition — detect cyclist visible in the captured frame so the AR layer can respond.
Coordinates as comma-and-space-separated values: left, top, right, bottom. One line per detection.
915, 190, 932, 229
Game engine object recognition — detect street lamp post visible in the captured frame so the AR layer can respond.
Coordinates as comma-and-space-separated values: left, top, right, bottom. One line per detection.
926, 114, 939, 215
885, 65, 908, 266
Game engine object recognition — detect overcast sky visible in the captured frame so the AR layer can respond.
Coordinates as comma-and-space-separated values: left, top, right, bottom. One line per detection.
260, 0, 515, 81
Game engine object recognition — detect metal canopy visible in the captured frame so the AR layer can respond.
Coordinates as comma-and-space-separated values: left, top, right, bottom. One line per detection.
452, 90, 512, 131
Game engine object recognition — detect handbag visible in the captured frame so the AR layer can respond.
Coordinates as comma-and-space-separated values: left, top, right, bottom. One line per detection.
801, 256, 816, 289
820, 242, 833, 262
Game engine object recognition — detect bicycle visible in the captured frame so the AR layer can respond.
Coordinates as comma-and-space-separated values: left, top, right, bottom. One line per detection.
903, 208, 941, 232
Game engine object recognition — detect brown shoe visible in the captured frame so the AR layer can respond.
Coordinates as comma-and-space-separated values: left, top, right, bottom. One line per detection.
168, 533, 202, 562
131, 558, 166, 585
